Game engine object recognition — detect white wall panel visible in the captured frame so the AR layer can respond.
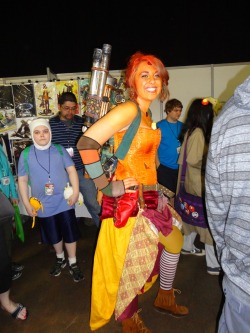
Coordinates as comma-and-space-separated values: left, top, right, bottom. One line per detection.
1, 63, 250, 123
167, 66, 212, 121
214, 64, 250, 102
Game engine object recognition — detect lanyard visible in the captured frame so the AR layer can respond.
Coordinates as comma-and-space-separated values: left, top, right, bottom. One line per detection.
166, 120, 179, 140
34, 147, 51, 182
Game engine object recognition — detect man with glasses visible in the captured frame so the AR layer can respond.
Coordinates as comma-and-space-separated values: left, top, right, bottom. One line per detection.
49, 92, 101, 228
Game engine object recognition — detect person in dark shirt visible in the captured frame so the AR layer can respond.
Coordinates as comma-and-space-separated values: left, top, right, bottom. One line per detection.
49, 92, 101, 228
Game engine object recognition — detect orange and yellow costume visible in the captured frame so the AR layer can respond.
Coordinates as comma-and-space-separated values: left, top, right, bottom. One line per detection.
89, 126, 183, 330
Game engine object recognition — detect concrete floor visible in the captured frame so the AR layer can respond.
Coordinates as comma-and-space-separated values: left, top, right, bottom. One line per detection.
1, 217, 224, 333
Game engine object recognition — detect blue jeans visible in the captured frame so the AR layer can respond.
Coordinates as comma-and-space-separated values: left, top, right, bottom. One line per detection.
77, 169, 101, 228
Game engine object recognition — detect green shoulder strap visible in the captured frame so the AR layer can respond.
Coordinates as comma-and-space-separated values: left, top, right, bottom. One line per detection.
23, 145, 31, 176
52, 143, 63, 156
23, 143, 63, 183
114, 105, 141, 160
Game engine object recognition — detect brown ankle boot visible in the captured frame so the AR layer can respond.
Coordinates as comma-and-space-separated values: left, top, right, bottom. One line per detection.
122, 309, 152, 333
154, 288, 189, 317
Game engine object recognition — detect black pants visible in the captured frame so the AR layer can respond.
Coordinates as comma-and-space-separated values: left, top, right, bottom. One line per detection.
157, 164, 178, 193
0, 220, 12, 293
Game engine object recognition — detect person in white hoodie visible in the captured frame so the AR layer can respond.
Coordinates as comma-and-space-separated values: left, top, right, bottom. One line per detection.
205, 76, 250, 333
18, 118, 84, 283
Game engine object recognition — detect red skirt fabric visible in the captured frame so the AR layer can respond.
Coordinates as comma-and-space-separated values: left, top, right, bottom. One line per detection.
100, 190, 159, 228
100, 190, 173, 237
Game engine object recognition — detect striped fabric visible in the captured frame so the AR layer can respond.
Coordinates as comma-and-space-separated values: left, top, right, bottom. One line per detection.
205, 76, 250, 300
49, 115, 84, 171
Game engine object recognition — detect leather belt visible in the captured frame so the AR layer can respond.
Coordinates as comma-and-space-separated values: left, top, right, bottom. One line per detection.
142, 183, 175, 199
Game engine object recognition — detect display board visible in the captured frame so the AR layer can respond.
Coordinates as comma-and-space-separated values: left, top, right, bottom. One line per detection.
1, 62, 250, 174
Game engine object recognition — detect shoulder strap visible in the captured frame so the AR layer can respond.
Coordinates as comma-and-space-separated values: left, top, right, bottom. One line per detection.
23, 145, 31, 176
52, 143, 63, 155
181, 139, 188, 181
148, 108, 152, 118
114, 105, 141, 160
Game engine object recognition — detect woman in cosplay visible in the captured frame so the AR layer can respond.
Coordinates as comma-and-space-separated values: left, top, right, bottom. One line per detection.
77, 52, 188, 332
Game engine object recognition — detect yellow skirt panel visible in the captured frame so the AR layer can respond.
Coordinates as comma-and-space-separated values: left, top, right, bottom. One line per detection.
90, 216, 136, 331
90, 219, 183, 330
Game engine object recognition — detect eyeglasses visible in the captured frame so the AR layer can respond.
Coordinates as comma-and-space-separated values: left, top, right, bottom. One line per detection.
61, 106, 77, 111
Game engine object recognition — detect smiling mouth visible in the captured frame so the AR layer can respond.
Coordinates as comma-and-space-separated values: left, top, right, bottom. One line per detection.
146, 87, 157, 92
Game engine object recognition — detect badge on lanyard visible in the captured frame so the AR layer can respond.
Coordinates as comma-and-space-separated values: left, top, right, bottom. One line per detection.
45, 182, 54, 195
66, 147, 74, 157
1, 176, 10, 186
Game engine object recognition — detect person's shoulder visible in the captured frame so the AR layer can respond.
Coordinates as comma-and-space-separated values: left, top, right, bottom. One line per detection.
23, 144, 34, 152
49, 114, 60, 123
109, 100, 138, 121
51, 144, 68, 156
157, 119, 165, 126
191, 128, 204, 141
192, 128, 203, 135
113, 100, 137, 112
73, 115, 84, 124
51, 143, 64, 150
20, 144, 34, 158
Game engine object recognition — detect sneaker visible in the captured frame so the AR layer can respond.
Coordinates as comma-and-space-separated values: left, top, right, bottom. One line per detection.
50, 258, 67, 277
12, 270, 22, 281
12, 262, 24, 272
69, 262, 84, 282
181, 247, 205, 256
207, 267, 222, 276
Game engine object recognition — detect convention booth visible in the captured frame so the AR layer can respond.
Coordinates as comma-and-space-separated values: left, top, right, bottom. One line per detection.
1, 43, 250, 218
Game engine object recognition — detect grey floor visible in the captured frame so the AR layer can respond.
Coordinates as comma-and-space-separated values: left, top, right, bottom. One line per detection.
1, 217, 224, 333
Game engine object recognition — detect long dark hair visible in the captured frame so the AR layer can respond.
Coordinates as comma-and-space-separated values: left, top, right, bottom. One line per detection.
179, 98, 214, 144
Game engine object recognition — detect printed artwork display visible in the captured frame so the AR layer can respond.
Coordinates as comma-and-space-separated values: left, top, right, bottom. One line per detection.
12, 84, 36, 118
34, 82, 57, 117
0, 85, 16, 133
0, 76, 126, 175
10, 118, 32, 140
56, 80, 80, 114
79, 78, 90, 115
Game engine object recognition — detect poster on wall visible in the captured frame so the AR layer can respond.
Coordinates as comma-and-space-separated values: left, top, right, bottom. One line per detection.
12, 84, 36, 118
56, 80, 80, 114
0, 85, 17, 133
9, 118, 32, 140
79, 78, 90, 115
34, 82, 57, 117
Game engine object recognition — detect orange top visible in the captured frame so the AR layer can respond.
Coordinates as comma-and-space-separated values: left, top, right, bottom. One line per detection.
114, 127, 161, 185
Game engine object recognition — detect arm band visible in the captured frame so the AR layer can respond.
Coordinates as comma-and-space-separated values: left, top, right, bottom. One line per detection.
77, 135, 125, 197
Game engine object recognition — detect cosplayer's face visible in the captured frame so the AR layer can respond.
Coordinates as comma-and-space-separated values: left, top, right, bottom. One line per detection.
33, 126, 50, 146
59, 102, 77, 121
134, 61, 162, 102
